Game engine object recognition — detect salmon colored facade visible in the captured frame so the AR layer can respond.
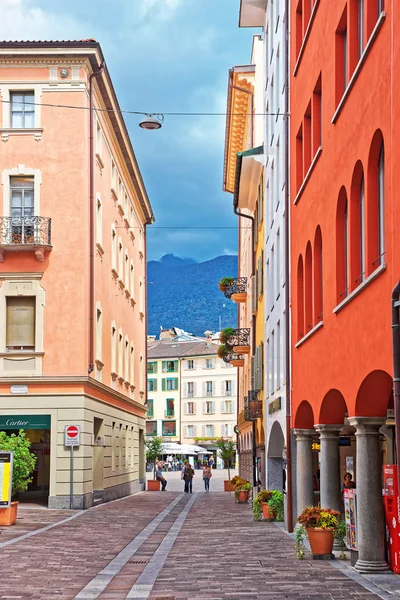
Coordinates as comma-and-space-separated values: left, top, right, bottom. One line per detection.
0, 41, 153, 508
290, 1, 398, 572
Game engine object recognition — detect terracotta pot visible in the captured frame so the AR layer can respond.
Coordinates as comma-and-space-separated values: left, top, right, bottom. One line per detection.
233, 345, 250, 354
306, 527, 335, 556
224, 480, 235, 492
230, 359, 244, 367
261, 502, 275, 521
0, 501, 18, 526
147, 479, 161, 491
231, 292, 247, 303
237, 490, 249, 503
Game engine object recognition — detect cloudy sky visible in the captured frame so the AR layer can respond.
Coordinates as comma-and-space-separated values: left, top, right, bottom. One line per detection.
1, 0, 255, 261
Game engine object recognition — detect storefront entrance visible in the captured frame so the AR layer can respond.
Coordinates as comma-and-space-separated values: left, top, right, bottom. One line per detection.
0, 414, 51, 502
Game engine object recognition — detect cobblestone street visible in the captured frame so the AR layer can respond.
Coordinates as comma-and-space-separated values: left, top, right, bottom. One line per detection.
0, 474, 392, 600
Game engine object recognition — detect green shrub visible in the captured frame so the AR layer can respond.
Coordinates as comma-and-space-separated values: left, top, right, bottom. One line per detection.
145, 436, 165, 480
0, 430, 36, 496
268, 490, 284, 521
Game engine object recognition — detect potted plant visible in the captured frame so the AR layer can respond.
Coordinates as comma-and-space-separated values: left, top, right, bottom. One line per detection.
0, 430, 36, 526
219, 327, 236, 346
215, 438, 236, 491
218, 277, 235, 293
145, 436, 165, 491
234, 479, 251, 503
268, 490, 284, 522
255, 489, 274, 520
297, 506, 340, 557
217, 344, 230, 360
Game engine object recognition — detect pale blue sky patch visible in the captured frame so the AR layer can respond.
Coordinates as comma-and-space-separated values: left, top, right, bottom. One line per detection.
0, 0, 255, 261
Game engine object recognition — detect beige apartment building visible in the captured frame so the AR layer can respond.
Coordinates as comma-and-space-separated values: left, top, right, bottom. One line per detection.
0, 40, 153, 508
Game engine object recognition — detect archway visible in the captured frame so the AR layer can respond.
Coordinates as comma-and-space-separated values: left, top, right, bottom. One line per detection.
318, 389, 348, 424
267, 420, 285, 491
293, 399, 314, 429
354, 369, 392, 417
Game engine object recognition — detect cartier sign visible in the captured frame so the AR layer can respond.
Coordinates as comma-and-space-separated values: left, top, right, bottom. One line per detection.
268, 397, 282, 415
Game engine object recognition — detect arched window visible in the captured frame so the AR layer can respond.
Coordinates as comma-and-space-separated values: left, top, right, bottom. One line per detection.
367, 131, 385, 274
314, 226, 323, 322
350, 161, 365, 290
336, 186, 349, 303
297, 255, 304, 340
305, 242, 313, 331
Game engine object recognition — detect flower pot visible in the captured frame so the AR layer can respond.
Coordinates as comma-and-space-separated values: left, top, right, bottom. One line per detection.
224, 480, 235, 492
261, 502, 275, 521
230, 359, 244, 367
0, 501, 18, 526
147, 479, 161, 491
306, 527, 335, 556
237, 490, 249, 503
231, 292, 247, 303
233, 345, 250, 354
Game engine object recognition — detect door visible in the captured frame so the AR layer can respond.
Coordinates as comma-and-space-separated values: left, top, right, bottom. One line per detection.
93, 417, 104, 491
10, 177, 34, 243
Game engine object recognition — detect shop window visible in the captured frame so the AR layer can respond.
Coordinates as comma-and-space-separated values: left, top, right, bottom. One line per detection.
6, 296, 35, 351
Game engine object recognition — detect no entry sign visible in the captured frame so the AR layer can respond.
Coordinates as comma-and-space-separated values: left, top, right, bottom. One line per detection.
64, 425, 81, 447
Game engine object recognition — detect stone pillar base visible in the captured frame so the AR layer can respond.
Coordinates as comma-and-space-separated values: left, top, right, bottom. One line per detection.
354, 559, 390, 573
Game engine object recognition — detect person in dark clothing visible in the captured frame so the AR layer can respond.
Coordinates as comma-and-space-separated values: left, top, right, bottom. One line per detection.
155, 463, 167, 491
183, 463, 195, 493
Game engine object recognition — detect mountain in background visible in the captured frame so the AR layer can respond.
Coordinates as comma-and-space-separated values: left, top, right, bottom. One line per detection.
147, 254, 238, 337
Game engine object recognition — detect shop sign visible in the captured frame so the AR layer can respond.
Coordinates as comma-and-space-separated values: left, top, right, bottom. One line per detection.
311, 442, 321, 451
10, 385, 28, 394
0, 452, 13, 507
339, 437, 351, 446
344, 488, 358, 550
0, 415, 51, 430
268, 397, 281, 415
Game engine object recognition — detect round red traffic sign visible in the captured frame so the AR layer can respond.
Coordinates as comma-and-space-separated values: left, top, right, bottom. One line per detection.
66, 425, 79, 438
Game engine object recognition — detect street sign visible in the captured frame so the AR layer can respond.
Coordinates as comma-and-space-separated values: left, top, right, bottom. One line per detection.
0, 452, 13, 507
64, 425, 81, 447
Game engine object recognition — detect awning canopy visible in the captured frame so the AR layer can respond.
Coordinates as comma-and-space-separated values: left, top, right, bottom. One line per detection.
234, 145, 264, 213
161, 443, 212, 455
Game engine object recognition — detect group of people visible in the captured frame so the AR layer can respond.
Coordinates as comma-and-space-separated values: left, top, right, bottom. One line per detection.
155, 459, 214, 492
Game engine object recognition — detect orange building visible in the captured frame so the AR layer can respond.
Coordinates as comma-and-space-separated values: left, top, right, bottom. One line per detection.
0, 41, 153, 508
290, 1, 396, 571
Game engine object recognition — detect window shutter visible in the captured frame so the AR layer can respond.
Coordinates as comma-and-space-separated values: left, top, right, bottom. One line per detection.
220, 381, 225, 396
183, 382, 188, 398
211, 358, 215, 368
221, 400, 226, 413
183, 425, 187, 438
232, 379, 236, 395
202, 424, 206, 436
193, 382, 197, 397
174, 378, 178, 390
174, 360, 178, 372
162, 379, 166, 392
211, 425, 214, 437
227, 424, 232, 437
6, 297, 35, 348
193, 401, 197, 414
184, 402, 188, 415
212, 401, 216, 414
202, 401, 206, 414
212, 382, 216, 396
162, 361, 167, 372
193, 425, 197, 436
202, 381, 206, 397
193, 360, 197, 369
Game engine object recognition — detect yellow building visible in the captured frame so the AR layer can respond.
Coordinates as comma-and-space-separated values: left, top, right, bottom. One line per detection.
222, 36, 265, 485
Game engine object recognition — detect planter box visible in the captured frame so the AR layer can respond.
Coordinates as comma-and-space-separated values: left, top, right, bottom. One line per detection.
147, 479, 161, 491
0, 501, 18, 526
231, 359, 244, 367
307, 527, 335, 558
237, 490, 249, 503
231, 292, 247, 303
224, 480, 235, 492
233, 345, 250, 354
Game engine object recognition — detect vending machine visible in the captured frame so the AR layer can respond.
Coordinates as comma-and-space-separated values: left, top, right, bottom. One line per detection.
383, 465, 400, 573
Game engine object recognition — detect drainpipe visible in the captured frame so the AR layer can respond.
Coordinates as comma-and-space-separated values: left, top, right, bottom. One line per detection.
284, 0, 293, 533
88, 61, 105, 375
392, 281, 400, 486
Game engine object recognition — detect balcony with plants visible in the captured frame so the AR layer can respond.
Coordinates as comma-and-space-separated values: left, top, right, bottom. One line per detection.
0, 216, 52, 262
217, 343, 245, 367
220, 327, 251, 355
218, 276, 247, 303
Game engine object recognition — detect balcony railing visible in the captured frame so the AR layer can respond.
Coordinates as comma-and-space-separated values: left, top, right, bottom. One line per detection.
224, 277, 247, 300
226, 328, 251, 351
244, 390, 262, 421
147, 410, 154, 418
0, 216, 52, 262
165, 409, 175, 417
222, 351, 245, 365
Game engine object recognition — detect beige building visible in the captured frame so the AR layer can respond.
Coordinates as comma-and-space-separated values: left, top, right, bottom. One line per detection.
147, 332, 237, 455
0, 40, 153, 508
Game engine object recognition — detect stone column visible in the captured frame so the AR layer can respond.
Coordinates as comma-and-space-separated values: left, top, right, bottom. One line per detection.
294, 429, 314, 516
348, 417, 389, 573
314, 424, 342, 513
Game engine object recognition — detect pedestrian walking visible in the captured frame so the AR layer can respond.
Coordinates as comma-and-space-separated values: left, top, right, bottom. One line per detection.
208, 455, 214, 469
155, 462, 167, 491
182, 462, 195, 493
202, 465, 212, 491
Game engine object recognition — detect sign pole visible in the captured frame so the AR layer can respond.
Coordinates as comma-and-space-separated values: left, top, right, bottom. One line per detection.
70, 445, 74, 509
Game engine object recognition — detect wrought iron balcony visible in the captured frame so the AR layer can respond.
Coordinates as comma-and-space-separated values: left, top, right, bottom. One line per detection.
164, 409, 175, 417
244, 390, 262, 421
222, 351, 244, 365
224, 277, 247, 301
0, 216, 52, 262
226, 328, 251, 352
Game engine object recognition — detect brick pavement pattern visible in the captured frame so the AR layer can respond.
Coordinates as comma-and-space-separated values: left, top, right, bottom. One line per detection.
0, 491, 379, 600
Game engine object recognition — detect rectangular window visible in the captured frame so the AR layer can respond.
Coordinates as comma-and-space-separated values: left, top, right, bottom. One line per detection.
187, 401, 195, 415
225, 380, 232, 396
206, 381, 213, 397
148, 379, 157, 392
6, 296, 35, 351
205, 424, 214, 438
225, 400, 234, 413
271, 329, 275, 392
187, 425, 196, 438
187, 359, 194, 370
296, 124, 303, 191
96, 196, 102, 247
358, 0, 364, 58
96, 121, 102, 156
312, 75, 322, 155
111, 323, 117, 375
162, 360, 178, 373
205, 400, 214, 414
10, 91, 34, 128
205, 358, 215, 369
166, 398, 175, 417
162, 421, 176, 436
147, 362, 157, 374
188, 382, 194, 398
335, 7, 348, 105
10, 177, 34, 244
118, 331, 123, 375
96, 305, 102, 362
147, 399, 154, 418
165, 377, 178, 391
146, 421, 157, 436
